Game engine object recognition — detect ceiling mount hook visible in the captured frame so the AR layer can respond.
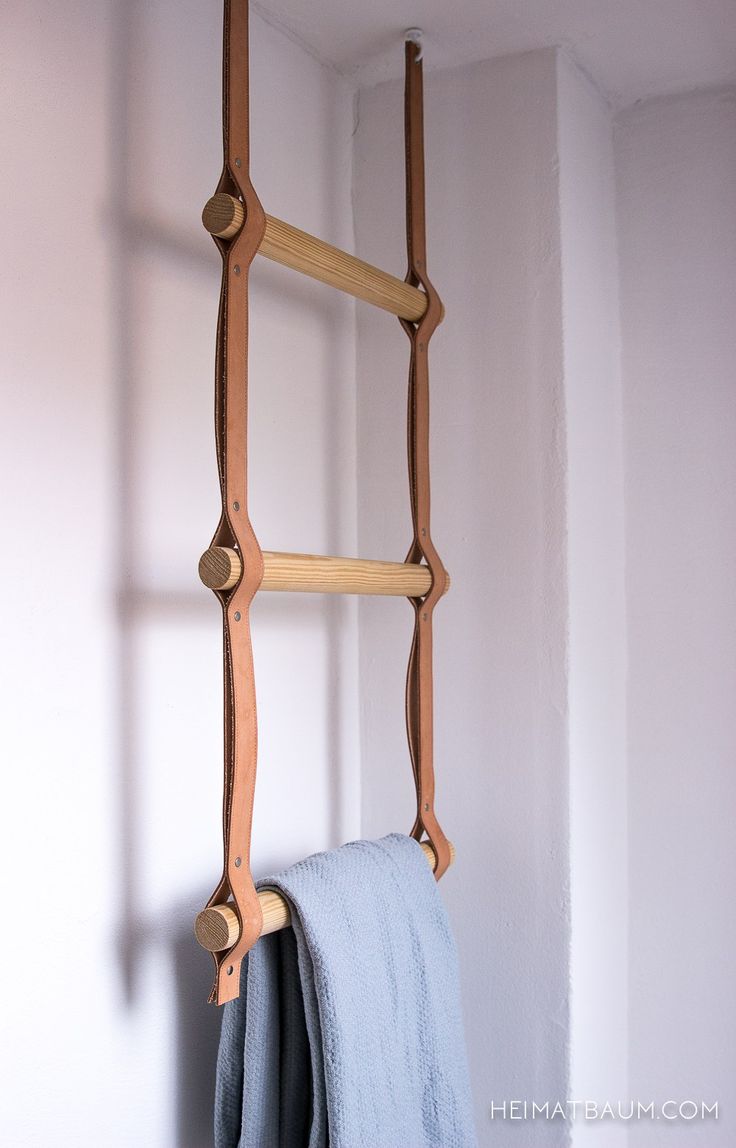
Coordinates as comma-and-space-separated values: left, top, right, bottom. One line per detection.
405, 28, 424, 62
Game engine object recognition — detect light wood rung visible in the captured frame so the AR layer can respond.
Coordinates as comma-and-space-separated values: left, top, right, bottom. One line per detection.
202, 193, 434, 322
199, 547, 450, 597
194, 839, 455, 952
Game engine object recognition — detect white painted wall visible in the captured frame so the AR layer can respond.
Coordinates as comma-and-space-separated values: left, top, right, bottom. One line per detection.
353, 51, 571, 1145
354, 51, 736, 1148
557, 55, 628, 1147
616, 88, 736, 1145
0, 2, 359, 1145
3, 2, 735, 1142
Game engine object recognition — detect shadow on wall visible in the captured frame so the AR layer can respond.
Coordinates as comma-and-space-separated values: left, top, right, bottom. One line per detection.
108, 0, 351, 1143
171, 918, 224, 1147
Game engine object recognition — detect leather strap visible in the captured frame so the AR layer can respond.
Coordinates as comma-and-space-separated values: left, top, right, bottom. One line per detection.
203, 0, 266, 1006
200, 13, 450, 1006
402, 41, 452, 880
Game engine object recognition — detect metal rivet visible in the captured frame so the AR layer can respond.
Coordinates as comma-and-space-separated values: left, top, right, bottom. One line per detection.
234, 157, 241, 168
234, 856, 241, 868
234, 611, 241, 622
421, 527, 426, 537
423, 612, 428, 621
424, 802, 429, 811
234, 264, 241, 275
233, 501, 240, 511
227, 965, 234, 975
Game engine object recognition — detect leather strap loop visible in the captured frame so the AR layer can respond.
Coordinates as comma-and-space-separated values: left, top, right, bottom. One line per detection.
203, 0, 266, 1006
402, 40, 451, 880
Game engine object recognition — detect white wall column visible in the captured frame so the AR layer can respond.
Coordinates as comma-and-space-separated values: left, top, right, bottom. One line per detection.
558, 54, 629, 1148
354, 49, 571, 1145
354, 45, 637, 1147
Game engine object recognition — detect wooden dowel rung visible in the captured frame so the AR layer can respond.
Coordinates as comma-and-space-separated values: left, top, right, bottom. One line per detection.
261, 551, 438, 596
260, 216, 427, 321
199, 546, 450, 597
194, 840, 455, 952
202, 193, 431, 322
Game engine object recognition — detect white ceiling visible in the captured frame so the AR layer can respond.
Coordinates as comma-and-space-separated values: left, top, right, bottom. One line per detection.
254, 0, 736, 107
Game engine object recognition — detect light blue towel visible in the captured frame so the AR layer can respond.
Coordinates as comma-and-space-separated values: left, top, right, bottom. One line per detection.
215, 833, 477, 1148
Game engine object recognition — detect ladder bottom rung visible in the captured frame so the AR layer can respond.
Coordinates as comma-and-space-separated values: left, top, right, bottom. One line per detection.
198, 546, 449, 597
194, 839, 456, 951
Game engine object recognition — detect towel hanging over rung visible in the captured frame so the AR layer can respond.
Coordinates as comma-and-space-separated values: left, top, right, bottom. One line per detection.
195, 0, 453, 1006
195, 840, 456, 953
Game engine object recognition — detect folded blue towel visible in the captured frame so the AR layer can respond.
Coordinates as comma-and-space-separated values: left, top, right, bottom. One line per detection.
214, 833, 477, 1147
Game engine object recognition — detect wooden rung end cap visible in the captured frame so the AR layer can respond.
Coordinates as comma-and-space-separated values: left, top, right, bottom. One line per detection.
202, 193, 244, 240
199, 546, 242, 591
195, 903, 240, 951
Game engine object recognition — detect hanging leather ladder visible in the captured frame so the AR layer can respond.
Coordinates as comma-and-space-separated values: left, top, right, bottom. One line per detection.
194, 0, 454, 1006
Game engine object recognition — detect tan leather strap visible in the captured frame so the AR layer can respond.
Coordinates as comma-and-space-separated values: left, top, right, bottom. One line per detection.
203, 0, 265, 1006
402, 41, 452, 880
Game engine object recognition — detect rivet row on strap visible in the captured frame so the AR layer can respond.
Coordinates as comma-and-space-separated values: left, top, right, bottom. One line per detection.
202, 0, 265, 1007
401, 39, 452, 880
196, 5, 453, 1005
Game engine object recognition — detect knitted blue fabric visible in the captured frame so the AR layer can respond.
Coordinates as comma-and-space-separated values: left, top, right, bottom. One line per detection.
214, 833, 477, 1148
